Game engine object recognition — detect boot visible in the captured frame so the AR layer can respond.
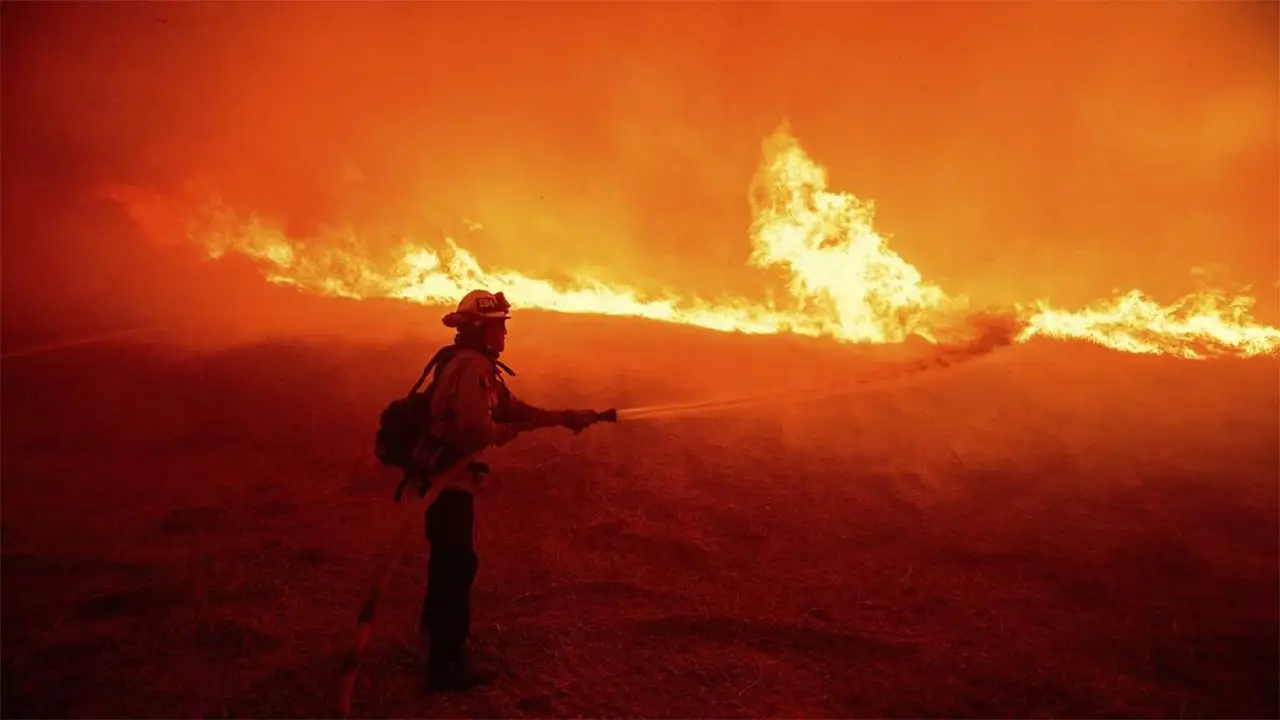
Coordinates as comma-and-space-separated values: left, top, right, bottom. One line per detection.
426, 652, 496, 692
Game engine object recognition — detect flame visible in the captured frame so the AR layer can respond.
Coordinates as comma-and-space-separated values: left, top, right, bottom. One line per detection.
748, 128, 965, 343
163, 126, 1278, 359
1018, 290, 1280, 359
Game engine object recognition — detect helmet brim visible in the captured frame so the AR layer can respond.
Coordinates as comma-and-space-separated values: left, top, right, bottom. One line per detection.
442, 310, 510, 328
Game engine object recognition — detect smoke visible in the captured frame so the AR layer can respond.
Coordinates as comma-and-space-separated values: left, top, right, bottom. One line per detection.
3, 2, 1274, 347
930, 309, 1028, 365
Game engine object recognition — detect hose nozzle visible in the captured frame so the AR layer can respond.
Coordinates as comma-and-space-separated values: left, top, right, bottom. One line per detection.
597, 408, 618, 423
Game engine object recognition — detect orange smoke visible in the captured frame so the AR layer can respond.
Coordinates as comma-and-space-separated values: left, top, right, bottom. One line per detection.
128, 126, 1280, 360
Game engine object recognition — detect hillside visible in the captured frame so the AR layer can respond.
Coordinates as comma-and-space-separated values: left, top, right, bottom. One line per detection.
2, 313, 1277, 718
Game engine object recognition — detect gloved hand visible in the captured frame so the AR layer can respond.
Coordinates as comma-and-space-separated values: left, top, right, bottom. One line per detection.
559, 410, 600, 434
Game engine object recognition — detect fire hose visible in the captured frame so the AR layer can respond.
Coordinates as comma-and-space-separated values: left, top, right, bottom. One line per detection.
337, 346, 1003, 714
336, 410, 616, 717
336, 450, 482, 718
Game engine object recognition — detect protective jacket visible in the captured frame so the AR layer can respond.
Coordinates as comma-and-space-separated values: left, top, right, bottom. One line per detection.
426, 347, 551, 455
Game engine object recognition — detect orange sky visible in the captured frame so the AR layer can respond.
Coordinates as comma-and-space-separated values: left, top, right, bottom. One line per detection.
2, 2, 1277, 339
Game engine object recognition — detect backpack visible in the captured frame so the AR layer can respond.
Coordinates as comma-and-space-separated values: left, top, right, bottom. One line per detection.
374, 346, 518, 501
373, 346, 460, 473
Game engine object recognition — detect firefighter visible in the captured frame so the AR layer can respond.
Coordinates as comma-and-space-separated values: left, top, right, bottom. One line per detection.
418, 289, 597, 691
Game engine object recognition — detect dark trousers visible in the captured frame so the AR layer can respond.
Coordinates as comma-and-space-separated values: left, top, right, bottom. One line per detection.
421, 488, 478, 671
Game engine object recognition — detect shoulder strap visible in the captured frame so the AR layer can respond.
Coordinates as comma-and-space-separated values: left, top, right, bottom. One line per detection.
409, 346, 516, 396
407, 346, 460, 396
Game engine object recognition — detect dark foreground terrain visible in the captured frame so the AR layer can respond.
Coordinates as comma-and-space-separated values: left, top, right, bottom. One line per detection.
3, 315, 1278, 718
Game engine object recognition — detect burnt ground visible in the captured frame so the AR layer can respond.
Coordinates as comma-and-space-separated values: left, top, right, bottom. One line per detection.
2, 326, 1277, 718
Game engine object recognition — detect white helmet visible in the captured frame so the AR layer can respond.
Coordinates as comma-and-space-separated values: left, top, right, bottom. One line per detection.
441, 289, 511, 328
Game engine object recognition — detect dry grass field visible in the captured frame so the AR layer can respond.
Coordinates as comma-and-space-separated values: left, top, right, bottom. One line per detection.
3, 308, 1276, 718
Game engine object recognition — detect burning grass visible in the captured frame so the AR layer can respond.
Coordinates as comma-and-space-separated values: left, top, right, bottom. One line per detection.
2, 320, 1277, 718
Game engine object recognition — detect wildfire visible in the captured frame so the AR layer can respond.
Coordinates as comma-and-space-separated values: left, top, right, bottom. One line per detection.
154, 127, 1278, 360
1018, 290, 1280, 359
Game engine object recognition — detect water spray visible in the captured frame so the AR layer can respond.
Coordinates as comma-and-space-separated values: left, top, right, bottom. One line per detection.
604, 342, 1008, 423
0, 325, 167, 360
611, 392, 799, 421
